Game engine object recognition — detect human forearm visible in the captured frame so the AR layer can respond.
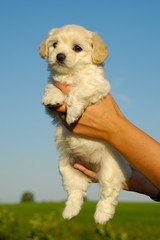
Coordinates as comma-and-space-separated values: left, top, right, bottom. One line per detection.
107, 115, 160, 189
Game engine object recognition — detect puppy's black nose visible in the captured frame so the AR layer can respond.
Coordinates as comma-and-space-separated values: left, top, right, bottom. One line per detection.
56, 53, 66, 63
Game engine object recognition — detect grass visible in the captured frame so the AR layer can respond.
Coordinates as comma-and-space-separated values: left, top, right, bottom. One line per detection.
0, 201, 160, 240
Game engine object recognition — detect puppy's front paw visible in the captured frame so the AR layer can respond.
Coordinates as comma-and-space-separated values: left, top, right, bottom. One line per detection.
66, 114, 78, 125
42, 94, 64, 107
66, 106, 83, 125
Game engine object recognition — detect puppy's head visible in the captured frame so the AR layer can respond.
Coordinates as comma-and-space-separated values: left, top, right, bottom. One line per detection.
39, 25, 108, 73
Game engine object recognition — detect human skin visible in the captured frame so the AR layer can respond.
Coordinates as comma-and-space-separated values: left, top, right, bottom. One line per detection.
54, 82, 160, 198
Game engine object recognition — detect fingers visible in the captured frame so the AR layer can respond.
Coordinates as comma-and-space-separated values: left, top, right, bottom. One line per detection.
74, 163, 98, 182
55, 103, 67, 112
55, 82, 72, 96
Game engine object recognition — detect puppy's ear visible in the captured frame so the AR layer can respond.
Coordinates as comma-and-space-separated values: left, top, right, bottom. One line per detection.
39, 35, 50, 59
39, 28, 58, 59
92, 34, 108, 64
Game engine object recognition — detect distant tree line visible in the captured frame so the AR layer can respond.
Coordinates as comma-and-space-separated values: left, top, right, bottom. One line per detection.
20, 191, 34, 203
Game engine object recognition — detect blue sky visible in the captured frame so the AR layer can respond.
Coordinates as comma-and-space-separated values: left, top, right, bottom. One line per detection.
0, 0, 160, 203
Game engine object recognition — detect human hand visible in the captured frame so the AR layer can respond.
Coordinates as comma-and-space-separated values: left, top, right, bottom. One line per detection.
73, 162, 132, 190
73, 163, 159, 198
73, 162, 129, 188
55, 82, 124, 142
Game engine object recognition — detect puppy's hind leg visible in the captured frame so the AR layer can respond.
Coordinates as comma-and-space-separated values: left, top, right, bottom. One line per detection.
94, 151, 126, 224
59, 155, 89, 220
94, 163, 123, 224
94, 181, 121, 224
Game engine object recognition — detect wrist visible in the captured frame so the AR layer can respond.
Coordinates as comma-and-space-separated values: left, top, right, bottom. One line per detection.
105, 113, 126, 147
125, 169, 160, 199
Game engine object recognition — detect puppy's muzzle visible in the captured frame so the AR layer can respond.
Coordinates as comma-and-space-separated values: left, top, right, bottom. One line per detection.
57, 53, 66, 64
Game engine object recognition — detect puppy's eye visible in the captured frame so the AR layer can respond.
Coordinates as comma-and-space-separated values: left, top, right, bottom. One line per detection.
53, 42, 58, 48
73, 45, 83, 52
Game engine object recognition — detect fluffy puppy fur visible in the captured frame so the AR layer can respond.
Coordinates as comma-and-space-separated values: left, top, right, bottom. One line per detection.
39, 25, 131, 224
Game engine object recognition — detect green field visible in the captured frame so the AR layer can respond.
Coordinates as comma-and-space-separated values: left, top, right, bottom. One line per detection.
0, 202, 159, 240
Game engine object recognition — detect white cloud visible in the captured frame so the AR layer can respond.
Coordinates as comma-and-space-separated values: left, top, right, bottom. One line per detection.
110, 78, 132, 108
114, 93, 132, 108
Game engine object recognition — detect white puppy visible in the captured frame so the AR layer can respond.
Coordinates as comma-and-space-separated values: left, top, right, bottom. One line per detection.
39, 25, 131, 224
